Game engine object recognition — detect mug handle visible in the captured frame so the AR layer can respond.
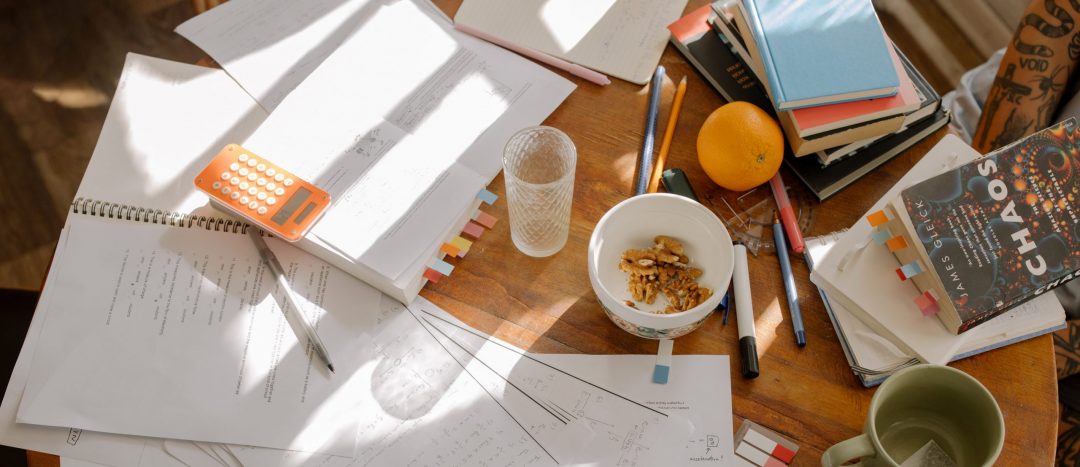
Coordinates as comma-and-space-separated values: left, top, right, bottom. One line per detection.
821, 434, 875, 467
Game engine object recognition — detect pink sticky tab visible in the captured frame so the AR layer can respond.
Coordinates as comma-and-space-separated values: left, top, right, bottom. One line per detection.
423, 268, 442, 283
914, 291, 939, 316
462, 222, 485, 238
473, 210, 498, 229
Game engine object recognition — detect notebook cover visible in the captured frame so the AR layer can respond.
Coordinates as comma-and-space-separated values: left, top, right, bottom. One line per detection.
898, 119, 1080, 332
785, 107, 949, 201
742, 0, 898, 109
790, 40, 920, 136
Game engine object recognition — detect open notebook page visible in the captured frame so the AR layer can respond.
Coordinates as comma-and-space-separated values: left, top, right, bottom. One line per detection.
74, 53, 267, 216
18, 215, 382, 455
235, 0, 574, 294
453, 0, 689, 84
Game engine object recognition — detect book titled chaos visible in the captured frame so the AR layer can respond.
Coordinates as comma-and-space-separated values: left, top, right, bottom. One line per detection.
900, 119, 1079, 332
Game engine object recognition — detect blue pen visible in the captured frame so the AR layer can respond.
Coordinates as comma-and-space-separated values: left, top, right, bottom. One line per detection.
634, 65, 665, 195
773, 213, 806, 346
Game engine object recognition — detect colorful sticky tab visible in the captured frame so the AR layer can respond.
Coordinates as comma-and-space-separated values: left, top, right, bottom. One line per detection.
653, 339, 674, 384
431, 259, 454, 276
449, 236, 472, 256
423, 268, 442, 283
866, 210, 889, 227
473, 210, 498, 228
440, 243, 461, 257
744, 428, 797, 463
477, 188, 498, 205
871, 229, 892, 245
897, 261, 924, 281
462, 221, 485, 238
914, 291, 940, 316
885, 235, 908, 252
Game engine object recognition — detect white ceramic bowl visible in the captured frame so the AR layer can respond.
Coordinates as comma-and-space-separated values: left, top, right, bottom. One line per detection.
588, 193, 734, 339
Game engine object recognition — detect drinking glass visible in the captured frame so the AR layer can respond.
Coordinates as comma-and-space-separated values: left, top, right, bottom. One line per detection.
502, 126, 576, 257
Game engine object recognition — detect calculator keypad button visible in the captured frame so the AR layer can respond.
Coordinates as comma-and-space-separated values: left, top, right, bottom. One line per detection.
220, 172, 231, 180
230, 177, 240, 185
265, 168, 276, 177
256, 192, 267, 201
238, 167, 249, 176
212, 181, 222, 190
274, 174, 285, 182
256, 164, 266, 172
238, 153, 249, 162
247, 159, 258, 167
230, 191, 240, 200
221, 186, 231, 195
256, 178, 267, 186
239, 182, 250, 190
247, 187, 259, 196
240, 196, 250, 204
257, 206, 267, 215
247, 173, 258, 181
274, 188, 285, 196
266, 197, 277, 205
248, 201, 259, 210
229, 163, 240, 171
266, 182, 276, 191
283, 178, 294, 187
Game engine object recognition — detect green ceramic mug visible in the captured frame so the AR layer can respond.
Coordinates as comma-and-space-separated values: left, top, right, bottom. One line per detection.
821, 364, 1004, 466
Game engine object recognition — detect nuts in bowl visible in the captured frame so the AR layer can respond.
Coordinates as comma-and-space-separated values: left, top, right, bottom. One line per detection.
619, 235, 712, 314
588, 193, 733, 340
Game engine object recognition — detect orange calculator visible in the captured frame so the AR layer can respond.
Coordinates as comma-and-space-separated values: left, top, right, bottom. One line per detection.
194, 144, 330, 242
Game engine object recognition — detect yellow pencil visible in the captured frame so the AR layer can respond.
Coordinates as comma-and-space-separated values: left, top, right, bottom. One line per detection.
648, 76, 688, 193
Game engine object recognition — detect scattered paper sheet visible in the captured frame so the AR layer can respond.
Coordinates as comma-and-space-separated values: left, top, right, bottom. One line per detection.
18, 215, 382, 455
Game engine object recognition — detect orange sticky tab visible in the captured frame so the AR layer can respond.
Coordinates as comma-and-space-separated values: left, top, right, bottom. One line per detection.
885, 235, 908, 252
914, 291, 939, 316
440, 243, 461, 257
462, 222, 485, 238
423, 268, 442, 283
473, 210, 498, 229
866, 210, 888, 227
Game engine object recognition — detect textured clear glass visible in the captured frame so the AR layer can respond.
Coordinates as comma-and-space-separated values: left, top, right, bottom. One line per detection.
503, 126, 576, 257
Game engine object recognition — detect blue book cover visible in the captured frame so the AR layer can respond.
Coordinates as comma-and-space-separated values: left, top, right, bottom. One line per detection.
742, 0, 899, 110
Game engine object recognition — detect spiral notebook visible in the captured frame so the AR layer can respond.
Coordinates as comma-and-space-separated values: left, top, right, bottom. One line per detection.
805, 232, 1064, 386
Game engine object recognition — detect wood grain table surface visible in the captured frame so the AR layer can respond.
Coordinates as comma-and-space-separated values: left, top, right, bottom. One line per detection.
29, 1, 1056, 465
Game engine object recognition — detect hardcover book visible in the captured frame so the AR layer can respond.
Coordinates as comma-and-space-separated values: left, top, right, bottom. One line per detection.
739, 0, 898, 110
885, 120, 1080, 333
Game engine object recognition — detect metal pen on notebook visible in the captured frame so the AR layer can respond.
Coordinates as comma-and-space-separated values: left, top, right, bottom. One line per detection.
773, 213, 806, 347
733, 242, 759, 378
248, 227, 336, 373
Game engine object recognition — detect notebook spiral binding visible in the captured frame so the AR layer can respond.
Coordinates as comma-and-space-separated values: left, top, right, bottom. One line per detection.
71, 197, 252, 234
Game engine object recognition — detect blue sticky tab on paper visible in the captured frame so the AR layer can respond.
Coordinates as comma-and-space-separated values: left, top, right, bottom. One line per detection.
871, 229, 892, 245
652, 365, 670, 384
900, 261, 924, 278
478, 188, 498, 205
431, 259, 454, 276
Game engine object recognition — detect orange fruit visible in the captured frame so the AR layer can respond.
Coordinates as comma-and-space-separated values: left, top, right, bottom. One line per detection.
696, 102, 784, 191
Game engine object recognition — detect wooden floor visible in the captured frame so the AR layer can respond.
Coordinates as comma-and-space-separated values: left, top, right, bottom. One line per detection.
0, 0, 1009, 291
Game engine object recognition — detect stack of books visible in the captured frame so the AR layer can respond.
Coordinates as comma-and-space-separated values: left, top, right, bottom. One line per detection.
668, 1, 950, 200
808, 133, 1068, 386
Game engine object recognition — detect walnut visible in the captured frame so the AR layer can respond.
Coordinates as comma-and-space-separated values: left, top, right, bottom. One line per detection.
619, 235, 712, 314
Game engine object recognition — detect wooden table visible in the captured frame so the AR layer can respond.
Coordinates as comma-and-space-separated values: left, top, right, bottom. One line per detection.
28, 1, 1057, 465
417, 1, 1057, 465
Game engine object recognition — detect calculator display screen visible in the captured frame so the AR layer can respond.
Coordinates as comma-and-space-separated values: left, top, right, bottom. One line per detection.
271, 187, 312, 225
